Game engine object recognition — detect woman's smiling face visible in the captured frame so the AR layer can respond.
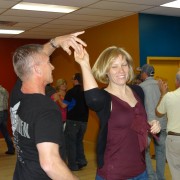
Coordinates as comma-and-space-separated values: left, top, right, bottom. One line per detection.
107, 54, 129, 86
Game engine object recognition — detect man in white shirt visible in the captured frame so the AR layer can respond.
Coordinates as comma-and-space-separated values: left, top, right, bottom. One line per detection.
156, 69, 180, 180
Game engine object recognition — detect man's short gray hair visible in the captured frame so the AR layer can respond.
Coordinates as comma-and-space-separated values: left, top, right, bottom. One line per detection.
13, 44, 43, 80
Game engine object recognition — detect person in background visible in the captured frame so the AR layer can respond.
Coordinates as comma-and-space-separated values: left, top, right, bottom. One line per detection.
0, 85, 15, 155
139, 64, 167, 180
64, 73, 89, 171
52, 78, 68, 124
132, 73, 143, 85
156, 69, 180, 180
52, 79, 77, 130
10, 31, 86, 180
73, 45, 161, 180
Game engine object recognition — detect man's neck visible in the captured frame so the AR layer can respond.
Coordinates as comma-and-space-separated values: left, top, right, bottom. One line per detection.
21, 80, 45, 95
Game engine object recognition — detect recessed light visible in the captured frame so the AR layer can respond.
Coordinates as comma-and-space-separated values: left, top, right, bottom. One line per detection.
161, 0, 180, 8
12, 2, 79, 13
0, 29, 24, 34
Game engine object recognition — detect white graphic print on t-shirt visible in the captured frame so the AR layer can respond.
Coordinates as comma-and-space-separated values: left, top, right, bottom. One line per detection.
10, 101, 30, 164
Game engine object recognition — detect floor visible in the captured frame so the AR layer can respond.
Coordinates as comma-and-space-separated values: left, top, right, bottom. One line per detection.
0, 139, 172, 180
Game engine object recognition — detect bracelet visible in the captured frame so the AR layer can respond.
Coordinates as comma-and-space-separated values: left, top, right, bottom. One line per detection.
50, 38, 59, 49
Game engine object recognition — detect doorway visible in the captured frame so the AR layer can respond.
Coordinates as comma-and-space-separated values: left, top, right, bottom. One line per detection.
147, 57, 180, 91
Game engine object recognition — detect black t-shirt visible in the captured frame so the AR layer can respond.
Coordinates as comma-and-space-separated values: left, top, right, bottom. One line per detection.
10, 80, 65, 180
10, 78, 23, 108
64, 85, 89, 122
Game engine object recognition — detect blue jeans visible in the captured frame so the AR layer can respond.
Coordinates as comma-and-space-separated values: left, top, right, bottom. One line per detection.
95, 170, 148, 180
145, 130, 167, 180
64, 120, 87, 169
0, 110, 15, 152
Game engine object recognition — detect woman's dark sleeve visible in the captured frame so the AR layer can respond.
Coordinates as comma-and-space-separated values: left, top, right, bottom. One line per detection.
84, 88, 106, 112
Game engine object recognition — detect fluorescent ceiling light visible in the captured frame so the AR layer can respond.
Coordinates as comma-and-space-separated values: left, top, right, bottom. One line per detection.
0, 29, 24, 34
161, 0, 180, 8
12, 2, 78, 13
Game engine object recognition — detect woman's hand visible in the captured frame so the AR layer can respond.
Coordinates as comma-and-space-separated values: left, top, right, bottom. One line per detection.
74, 45, 98, 90
149, 120, 161, 134
74, 45, 89, 66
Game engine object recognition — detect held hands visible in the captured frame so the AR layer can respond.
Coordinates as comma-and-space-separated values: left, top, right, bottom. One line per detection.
55, 31, 87, 55
52, 93, 59, 102
149, 120, 161, 134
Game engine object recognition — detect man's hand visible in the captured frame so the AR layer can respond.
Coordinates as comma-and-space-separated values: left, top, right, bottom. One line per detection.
44, 31, 87, 56
158, 79, 168, 96
55, 31, 87, 55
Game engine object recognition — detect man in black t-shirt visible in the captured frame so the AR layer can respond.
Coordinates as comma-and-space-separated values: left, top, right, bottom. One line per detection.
10, 32, 86, 180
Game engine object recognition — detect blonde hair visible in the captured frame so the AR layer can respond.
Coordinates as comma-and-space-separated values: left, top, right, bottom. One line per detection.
56, 79, 67, 91
92, 46, 134, 84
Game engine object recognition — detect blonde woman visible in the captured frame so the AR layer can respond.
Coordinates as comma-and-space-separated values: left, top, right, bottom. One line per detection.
74, 46, 161, 180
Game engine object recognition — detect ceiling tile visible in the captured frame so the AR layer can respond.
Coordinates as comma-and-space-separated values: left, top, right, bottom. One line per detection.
3, 9, 65, 18
103, 0, 174, 6
0, 15, 52, 23
74, 8, 134, 17
0, 0, 19, 8
89, 1, 153, 11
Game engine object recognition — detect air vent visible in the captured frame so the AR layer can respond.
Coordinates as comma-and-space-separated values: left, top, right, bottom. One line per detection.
0, 21, 17, 26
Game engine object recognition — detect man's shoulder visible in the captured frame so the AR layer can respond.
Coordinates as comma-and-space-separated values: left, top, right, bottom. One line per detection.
66, 86, 79, 95
165, 90, 178, 98
18, 94, 58, 114
66, 87, 73, 92
140, 78, 157, 88
139, 81, 147, 88
0, 86, 6, 93
23, 94, 53, 104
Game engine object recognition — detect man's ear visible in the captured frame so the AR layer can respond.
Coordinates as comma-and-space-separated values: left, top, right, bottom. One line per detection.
33, 64, 42, 76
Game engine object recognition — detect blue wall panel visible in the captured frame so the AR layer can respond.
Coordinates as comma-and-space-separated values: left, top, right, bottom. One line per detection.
139, 14, 180, 66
